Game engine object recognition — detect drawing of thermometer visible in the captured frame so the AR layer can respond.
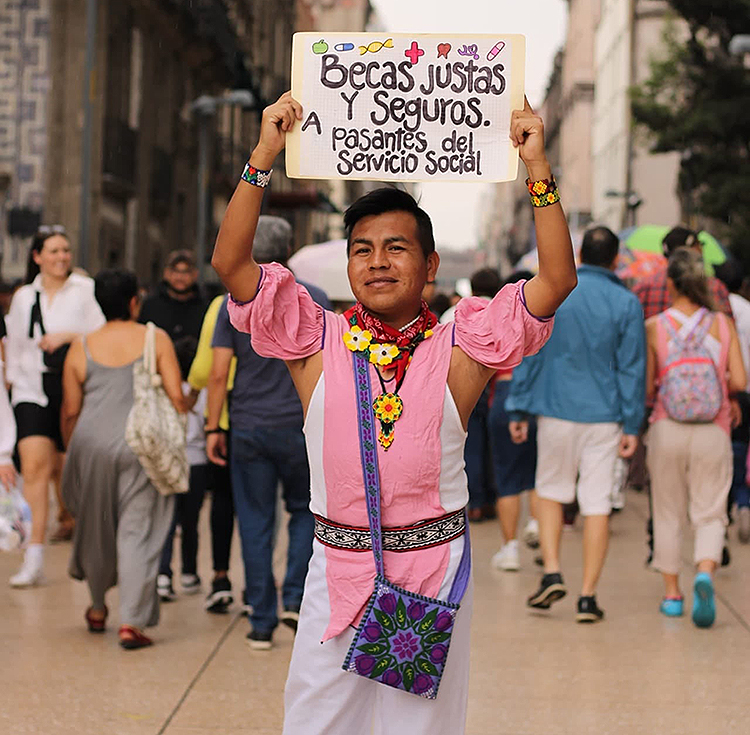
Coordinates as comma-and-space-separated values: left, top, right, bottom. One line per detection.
335, 43, 355, 52
487, 41, 505, 61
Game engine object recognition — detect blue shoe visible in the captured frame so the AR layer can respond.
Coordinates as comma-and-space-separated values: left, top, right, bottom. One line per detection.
692, 573, 716, 628
659, 597, 684, 617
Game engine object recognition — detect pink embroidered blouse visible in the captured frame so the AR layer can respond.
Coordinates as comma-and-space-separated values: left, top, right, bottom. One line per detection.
229, 264, 553, 640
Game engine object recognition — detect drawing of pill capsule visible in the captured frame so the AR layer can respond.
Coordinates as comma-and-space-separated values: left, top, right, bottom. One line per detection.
487, 41, 505, 61
335, 43, 355, 52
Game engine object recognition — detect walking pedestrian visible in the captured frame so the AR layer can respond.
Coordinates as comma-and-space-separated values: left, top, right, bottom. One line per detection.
212, 91, 576, 734
5, 226, 105, 587
60, 269, 186, 648
138, 250, 207, 342
441, 269, 502, 522
184, 294, 237, 612
510, 226, 646, 622
156, 336, 207, 601
633, 227, 733, 319
645, 248, 745, 627
715, 259, 750, 542
207, 215, 330, 650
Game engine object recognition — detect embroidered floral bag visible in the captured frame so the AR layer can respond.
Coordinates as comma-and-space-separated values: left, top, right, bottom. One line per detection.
342, 352, 471, 700
125, 322, 189, 496
657, 309, 723, 423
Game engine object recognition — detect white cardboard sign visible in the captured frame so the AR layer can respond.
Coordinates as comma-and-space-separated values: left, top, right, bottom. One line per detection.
286, 32, 526, 183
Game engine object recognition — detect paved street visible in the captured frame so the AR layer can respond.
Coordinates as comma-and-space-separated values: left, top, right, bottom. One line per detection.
2, 490, 749, 735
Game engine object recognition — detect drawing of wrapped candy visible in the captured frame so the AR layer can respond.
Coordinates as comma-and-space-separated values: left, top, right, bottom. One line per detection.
359, 38, 394, 55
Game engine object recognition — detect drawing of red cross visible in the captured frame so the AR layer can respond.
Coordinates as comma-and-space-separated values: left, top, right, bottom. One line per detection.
405, 41, 424, 65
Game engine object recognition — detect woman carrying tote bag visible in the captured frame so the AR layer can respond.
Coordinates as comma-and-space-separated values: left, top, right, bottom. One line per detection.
61, 269, 186, 650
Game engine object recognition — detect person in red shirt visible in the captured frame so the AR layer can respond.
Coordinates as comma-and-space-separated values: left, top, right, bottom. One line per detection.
633, 227, 733, 320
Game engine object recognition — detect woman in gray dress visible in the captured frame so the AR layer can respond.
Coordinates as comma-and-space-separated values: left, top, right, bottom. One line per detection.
61, 269, 186, 649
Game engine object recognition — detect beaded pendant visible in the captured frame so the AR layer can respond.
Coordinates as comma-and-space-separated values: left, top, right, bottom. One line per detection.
372, 392, 404, 449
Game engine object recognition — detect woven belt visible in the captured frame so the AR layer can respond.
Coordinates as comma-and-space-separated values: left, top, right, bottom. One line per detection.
313, 508, 466, 553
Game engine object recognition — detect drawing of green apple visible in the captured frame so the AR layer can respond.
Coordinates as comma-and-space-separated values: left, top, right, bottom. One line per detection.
312, 39, 328, 54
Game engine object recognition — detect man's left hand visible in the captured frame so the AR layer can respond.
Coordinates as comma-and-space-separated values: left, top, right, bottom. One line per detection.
510, 97, 550, 180
619, 434, 638, 459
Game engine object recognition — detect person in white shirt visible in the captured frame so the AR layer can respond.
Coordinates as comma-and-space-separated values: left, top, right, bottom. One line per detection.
4, 226, 105, 587
0, 343, 17, 491
715, 259, 750, 542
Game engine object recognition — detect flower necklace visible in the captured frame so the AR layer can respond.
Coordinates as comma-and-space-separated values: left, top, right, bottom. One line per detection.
343, 301, 437, 450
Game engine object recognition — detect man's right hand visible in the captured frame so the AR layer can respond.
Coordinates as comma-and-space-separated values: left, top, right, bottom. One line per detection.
251, 91, 304, 168
207, 432, 228, 467
509, 420, 529, 444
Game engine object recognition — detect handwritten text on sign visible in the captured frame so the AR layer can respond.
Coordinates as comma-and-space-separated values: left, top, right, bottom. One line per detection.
286, 33, 526, 183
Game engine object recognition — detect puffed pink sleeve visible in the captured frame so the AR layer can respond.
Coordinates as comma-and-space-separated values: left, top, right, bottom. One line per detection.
227, 263, 325, 360
454, 280, 554, 370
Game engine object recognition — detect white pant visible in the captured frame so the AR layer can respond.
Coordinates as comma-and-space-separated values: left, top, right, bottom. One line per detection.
536, 416, 623, 516
283, 541, 473, 735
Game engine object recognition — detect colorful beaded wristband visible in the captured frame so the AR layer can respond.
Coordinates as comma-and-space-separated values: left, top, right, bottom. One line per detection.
241, 162, 273, 188
527, 176, 560, 208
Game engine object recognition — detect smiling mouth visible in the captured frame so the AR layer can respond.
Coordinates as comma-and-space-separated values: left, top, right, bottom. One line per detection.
365, 278, 397, 286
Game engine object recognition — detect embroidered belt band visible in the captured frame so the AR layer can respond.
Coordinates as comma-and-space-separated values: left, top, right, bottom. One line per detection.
314, 508, 466, 553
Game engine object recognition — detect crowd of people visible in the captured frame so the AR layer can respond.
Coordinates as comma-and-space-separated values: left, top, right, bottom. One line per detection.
1, 90, 748, 733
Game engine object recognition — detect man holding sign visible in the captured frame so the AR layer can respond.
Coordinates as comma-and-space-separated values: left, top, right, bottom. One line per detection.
212, 89, 575, 733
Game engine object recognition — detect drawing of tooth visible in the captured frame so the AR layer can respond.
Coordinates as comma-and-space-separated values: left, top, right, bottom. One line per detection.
359, 38, 394, 55
437, 43, 451, 59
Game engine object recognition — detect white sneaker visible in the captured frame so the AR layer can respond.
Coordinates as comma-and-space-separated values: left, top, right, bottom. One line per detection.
181, 573, 201, 595
491, 541, 520, 571
523, 519, 540, 549
9, 559, 44, 588
157, 574, 177, 601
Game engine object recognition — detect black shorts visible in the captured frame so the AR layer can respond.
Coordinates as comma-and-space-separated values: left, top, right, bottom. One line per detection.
14, 373, 65, 452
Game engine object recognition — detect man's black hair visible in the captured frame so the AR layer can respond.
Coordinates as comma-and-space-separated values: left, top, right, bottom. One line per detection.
343, 187, 435, 258
580, 226, 620, 268
714, 258, 746, 294
663, 226, 698, 255
470, 268, 502, 298
94, 268, 139, 321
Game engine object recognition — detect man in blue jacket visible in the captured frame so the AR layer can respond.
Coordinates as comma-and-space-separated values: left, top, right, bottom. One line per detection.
507, 226, 646, 623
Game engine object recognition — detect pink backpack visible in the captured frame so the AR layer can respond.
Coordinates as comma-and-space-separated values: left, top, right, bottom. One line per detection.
657, 309, 723, 423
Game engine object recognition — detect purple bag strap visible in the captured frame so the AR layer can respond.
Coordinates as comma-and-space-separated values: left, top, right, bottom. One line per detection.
352, 352, 471, 605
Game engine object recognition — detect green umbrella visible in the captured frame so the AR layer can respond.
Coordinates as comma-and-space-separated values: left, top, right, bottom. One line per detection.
624, 225, 728, 275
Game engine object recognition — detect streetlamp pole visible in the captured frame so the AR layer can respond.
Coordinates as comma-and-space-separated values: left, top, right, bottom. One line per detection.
195, 110, 212, 285
78, 0, 98, 271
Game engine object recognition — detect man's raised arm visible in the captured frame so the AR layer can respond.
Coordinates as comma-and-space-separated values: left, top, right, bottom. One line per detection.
511, 98, 578, 318
212, 92, 303, 302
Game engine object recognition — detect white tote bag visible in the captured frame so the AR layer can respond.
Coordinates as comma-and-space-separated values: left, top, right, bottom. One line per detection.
125, 322, 188, 496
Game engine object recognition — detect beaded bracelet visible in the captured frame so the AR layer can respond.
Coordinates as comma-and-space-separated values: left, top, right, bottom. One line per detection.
241, 162, 273, 188
527, 176, 560, 208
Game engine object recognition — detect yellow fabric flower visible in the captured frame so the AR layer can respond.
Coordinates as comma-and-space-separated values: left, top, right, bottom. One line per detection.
373, 393, 403, 422
343, 325, 373, 352
369, 343, 400, 366
424, 329, 433, 339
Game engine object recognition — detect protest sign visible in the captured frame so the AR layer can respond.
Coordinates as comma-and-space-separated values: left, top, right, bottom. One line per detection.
286, 33, 526, 183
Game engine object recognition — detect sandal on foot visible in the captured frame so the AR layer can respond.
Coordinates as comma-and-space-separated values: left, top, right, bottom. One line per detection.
85, 605, 108, 632
659, 597, 684, 617
118, 625, 153, 650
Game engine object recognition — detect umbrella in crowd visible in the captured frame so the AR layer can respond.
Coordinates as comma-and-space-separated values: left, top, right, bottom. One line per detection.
288, 239, 354, 303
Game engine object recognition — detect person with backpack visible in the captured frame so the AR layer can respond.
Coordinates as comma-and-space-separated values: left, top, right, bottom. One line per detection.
645, 248, 746, 628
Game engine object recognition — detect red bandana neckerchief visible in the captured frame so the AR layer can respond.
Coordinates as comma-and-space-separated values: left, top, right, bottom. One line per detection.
343, 301, 437, 449
344, 301, 437, 384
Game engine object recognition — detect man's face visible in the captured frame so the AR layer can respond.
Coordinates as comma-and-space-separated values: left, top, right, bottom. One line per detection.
164, 261, 197, 294
347, 211, 439, 320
